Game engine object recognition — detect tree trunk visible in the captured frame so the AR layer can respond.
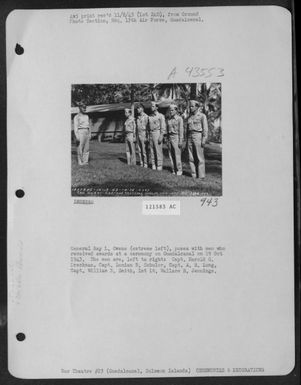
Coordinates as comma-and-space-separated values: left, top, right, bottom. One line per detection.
130, 84, 135, 115
190, 83, 197, 99
171, 85, 175, 100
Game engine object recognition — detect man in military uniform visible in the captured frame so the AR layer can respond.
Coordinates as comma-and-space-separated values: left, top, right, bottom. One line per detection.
124, 108, 136, 165
187, 100, 208, 179
136, 103, 149, 168
148, 102, 166, 171
73, 102, 91, 166
166, 104, 184, 175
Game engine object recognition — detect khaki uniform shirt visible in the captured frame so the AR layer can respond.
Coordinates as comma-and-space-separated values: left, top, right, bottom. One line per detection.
74, 113, 90, 137
167, 114, 184, 142
187, 111, 208, 140
124, 116, 136, 134
148, 112, 166, 135
137, 113, 149, 134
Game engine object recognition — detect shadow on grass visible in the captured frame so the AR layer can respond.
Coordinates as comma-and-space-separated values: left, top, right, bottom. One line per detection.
72, 149, 115, 160
162, 165, 173, 173
118, 157, 127, 164
118, 157, 175, 174
71, 142, 222, 196
182, 170, 191, 177
206, 161, 222, 175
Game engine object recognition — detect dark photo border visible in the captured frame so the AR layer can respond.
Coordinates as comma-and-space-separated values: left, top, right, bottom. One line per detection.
0, 1, 299, 385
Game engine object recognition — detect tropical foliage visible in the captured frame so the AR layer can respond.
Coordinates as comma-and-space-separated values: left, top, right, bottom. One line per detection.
71, 83, 222, 142
198, 83, 222, 143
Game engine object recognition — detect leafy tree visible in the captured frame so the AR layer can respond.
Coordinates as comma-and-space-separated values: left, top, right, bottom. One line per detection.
150, 83, 190, 101
71, 84, 152, 106
71, 83, 222, 143
197, 83, 222, 143
190, 83, 197, 99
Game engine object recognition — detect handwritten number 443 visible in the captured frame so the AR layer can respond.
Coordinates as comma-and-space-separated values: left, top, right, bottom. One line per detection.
200, 198, 218, 207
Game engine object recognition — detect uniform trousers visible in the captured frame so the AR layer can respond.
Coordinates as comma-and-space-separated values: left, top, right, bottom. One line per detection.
137, 131, 148, 166
187, 131, 205, 178
149, 130, 163, 168
168, 134, 182, 173
77, 129, 90, 165
125, 133, 136, 165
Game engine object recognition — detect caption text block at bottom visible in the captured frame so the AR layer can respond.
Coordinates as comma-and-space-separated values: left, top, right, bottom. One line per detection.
142, 201, 180, 215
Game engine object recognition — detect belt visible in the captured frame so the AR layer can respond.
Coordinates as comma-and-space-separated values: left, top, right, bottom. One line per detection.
150, 128, 160, 132
78, 127, 89, 130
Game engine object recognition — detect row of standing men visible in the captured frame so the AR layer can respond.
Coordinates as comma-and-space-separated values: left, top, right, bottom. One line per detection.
124, 100, 208, 179
74, 100, 208, 179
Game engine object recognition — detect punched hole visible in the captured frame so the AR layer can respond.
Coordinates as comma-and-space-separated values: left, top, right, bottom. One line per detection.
16, 333, 26, 341
15, 44, 24, 55
15, 189, 25, 198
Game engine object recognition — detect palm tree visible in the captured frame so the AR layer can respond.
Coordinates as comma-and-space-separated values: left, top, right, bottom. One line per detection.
190, 83, 197, 99
197, 83, 222, 143
151, 83, 190, 101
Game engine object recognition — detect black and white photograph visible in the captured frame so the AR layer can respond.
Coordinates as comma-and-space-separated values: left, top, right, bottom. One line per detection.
5, 4, 298, 381
71, 83, 222, 196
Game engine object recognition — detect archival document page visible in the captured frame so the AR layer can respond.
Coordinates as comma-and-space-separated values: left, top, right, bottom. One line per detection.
7, 6, 294, 379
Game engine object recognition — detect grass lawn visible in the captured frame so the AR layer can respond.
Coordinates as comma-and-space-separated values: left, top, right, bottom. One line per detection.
71, 140, 222, 196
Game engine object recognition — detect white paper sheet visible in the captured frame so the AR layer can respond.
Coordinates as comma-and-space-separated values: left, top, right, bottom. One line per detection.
7, 6, 294, 379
